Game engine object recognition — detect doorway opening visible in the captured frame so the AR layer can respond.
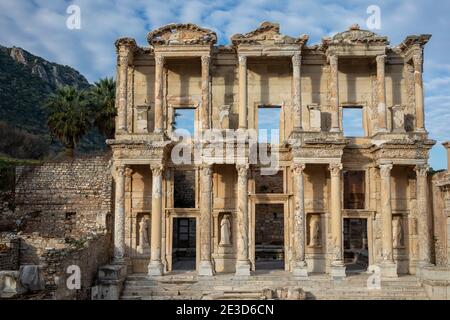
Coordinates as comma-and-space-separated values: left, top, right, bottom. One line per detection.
172, 218, 196, 271
255, 204, 285, 270
343, 218, 369, 272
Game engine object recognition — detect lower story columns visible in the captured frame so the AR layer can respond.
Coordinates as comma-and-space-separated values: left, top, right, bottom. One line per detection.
329, 163, 346, 279
416, 164, 432, 269
235, 164, 251, 276
199, 164, 214, 276
379, 163, 398, 278
113, 164, 127, 263
148, 164, 164, 276
291, 164, 308, 278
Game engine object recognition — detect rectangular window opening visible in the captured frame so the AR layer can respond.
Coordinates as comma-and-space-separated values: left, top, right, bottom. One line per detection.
343, 107, 364, 137
258, 106, 281, 144
172, 108, 195, 139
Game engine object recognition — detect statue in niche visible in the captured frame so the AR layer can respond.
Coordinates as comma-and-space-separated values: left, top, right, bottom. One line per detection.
309, 216, 321, 247
137, 216, 150, 254
393, 217, 404, 248
219, 214, 231, 246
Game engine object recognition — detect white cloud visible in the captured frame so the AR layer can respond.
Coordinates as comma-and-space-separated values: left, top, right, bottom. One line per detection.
0, 0, 449, 167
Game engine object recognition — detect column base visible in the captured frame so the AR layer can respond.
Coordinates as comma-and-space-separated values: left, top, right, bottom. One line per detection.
329, 127, 340, 133
330, 262, 346, 280
198, 261, 214, 276
380, 261, 398, 279
292, 261, 308, 279
148, 261, 164, 276
416, 261, 433, 278
235, 260, 251, 277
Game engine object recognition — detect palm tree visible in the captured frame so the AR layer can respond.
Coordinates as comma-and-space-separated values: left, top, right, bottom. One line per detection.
89, 77, 117, 139
45, 86, 91, 158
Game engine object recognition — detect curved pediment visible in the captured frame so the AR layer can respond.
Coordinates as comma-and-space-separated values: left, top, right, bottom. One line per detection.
323, 24, 389, 47
147, 23, 217, 46
231, 21, 308, 46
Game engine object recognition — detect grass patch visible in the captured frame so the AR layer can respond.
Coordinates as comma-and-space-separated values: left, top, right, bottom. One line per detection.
0, 155, 42, 170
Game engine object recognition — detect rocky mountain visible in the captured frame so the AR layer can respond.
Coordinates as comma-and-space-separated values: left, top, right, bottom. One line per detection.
0, 45, 106, 158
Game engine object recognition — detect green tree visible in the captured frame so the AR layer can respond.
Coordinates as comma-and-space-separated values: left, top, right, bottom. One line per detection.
89, 77, 117, 139
45, 86, 91, 158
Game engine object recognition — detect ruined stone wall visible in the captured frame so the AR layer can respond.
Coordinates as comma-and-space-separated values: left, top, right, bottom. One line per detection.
0, 233, 19, 270
14, 154, 113, 238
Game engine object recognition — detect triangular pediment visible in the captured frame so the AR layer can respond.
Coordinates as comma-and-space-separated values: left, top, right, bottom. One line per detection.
323, 24, 389, 47
147, 23, 217, 45
231, 22, 308, 46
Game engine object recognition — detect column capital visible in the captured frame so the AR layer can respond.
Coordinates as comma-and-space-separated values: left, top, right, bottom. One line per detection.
328, 163, 343, 177
291, 163, 306, 175
376, 54, 387, 64
415, 164, 429, 177
412, 52, 423, 72
292, 53, 302, 67
124, 167, 134, 178
115, 164, 128, 177
201, 55, 211, 65
238, 55, 247, 66
236, 164, 249, 176
200, 164, 213, 176
150, 164, 164, 176
329, 54, 338, 66
379, 163, 393, 177
155, 54, 165, 67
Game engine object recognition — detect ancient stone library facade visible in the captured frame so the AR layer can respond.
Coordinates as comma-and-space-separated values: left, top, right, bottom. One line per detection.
1, 22, 450, 300
107, 21, 449, 282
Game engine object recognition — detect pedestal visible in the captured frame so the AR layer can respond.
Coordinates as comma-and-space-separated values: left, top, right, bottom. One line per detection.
235, 261, 251, 277
148, 261, 164, 277
292, 261, 309, 279
330, 262, 346, 280
380, 261, 398, 279
198, 261, 214, 276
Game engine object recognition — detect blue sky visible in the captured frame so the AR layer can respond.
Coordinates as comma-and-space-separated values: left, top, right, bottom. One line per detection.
0, 0, 449, 169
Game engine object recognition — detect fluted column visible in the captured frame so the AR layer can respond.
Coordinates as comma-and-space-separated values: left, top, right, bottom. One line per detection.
416, 164, 431, 267
238, 55, 248, 129
154, 55, 165, 133
379, 163, 398, 278
148, 164, 164, 276
235, 164, 251, 276
329, 55, 340, 132
292, 163, 308, 277
114, 164, 127, 262
199, 164, 214, 276
329, 163, 346, 278
413, 53, 425, 132
201, 56, 210, 131
292, 53, 303, 131
376, 55, 388, 132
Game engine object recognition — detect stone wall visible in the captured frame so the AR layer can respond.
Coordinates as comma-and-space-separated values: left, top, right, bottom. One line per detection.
0, 233, 19, 270
14, 154, 113, 238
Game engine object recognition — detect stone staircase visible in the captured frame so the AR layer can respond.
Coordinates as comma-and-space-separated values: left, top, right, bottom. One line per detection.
120, 271, 429, 300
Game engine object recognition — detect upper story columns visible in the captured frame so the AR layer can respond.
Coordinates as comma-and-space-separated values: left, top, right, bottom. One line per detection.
292, 53, 303, 131
376, 54, 388, 132
238, 55, 248, 129
154, 55, 165, 133
413, 53, 425, 132
115, 38, 137, 134
329, 55, 340, 132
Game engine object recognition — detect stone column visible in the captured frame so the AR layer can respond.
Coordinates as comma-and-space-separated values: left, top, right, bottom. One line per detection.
376, 55, 388, 132
416, 164, 431, 267
199, 164, 214, 276
201, 55, 210, 131
238, 55, 248, 129
292, 53, 303, 131
117, 52, 130, 133
292, 164, 308, 277
235, 164, 251, 276
329, 163, 346, 278
379, 163, 398, 278
413, 53, 425, 132
154, 55, 165, 133
443, 142, 450, 171
329, 55, 340, 132
114, 164, 127, 262
148, 164, 164, 276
